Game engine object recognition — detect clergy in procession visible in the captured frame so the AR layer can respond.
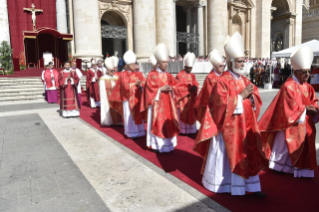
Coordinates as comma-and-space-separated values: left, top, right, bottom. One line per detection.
97, 59, 106, 75
175, 52, 199, 134
41, 62, 59, 103
193, 32, 267, 197
109, 50, 146, 138
193, 50, 225, 122
258, 46, 319, 178
59, 61, 80, 118
71, 60, 83, 106
99, 58, 122, 126
140, 43, 180, 153
86, 59, 103, 108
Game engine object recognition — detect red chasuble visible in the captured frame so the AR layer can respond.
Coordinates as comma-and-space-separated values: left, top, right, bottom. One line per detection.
59, 70, 80, 111
86, 69, 103, 103
104, 78, 122, 125
109, 70, 146, 124
175, 70, 199, 125
44, 69, 59, 89
140, 70, 180, 138
193, 70, 220, 122
258, 77, 318, 170
193, 71, 267, 179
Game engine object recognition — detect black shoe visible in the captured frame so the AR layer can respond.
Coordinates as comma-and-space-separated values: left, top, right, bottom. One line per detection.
253, 192, 266, 198
273, 170, 285, 175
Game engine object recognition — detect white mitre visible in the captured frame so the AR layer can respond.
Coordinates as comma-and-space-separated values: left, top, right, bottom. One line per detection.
112, 56, 119, 67
224, 31, 245, 61
209, 49, 224, 66
150, 55, 157, 66
123, 50, 136, 65
91, 59, 97, 65
184, 52, 196, 67
154, 43, 169, 62
105, 58, 114, 70
290, 46, 313, 70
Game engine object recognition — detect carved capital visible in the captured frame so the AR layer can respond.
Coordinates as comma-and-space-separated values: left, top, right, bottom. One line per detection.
99, 1, 131, 23
194, 0, 207, 7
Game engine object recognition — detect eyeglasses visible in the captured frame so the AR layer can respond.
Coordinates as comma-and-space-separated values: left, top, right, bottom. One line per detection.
298, 70, 311, 75
218, 65, 225, 68
236, 60, 245, 64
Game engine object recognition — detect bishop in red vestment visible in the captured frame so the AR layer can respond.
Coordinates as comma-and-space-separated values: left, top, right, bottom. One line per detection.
193, 32, 267, 196
140, 43, 180, 153
109, 50, 146, 138
42, 62, 59, 103
259, 46, 318, 178
175, 52, 199, 134
86, 60, 103, 108
59, 62, 80, 118
193, 49, 225, 123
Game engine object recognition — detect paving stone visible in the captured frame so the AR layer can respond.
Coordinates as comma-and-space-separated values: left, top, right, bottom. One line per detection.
0, 198, 19, 212
40, 198, 69, 212
42, 144, 68, 159
49, 156, 78, 173
19, 203, 43, 212
33, 160, 54, 176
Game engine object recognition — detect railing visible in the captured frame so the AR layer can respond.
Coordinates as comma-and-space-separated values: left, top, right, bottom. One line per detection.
176, 32, 199, 44
303, 8, 319, 17
101, 25, 127, 39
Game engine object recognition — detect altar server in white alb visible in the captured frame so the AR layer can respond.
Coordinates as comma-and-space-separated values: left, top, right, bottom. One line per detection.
193, 32, 267, 197
175, 52, 199, 134
109, 51, 146, 138
71, 60, 83, 106
140, 44, 180, 153
99, 58, 122, 126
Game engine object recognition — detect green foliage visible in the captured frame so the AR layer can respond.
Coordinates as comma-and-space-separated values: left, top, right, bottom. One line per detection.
0, 41, 13, 71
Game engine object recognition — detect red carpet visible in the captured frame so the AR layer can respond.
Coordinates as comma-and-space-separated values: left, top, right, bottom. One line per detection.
79, 96, 319, 212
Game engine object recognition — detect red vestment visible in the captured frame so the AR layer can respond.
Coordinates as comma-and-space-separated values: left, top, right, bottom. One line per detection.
140, 70, 180, 138
193, 71, 267, 179
86, 69, 103, 103
59, 70, 80, 111
44, 69, 59, 89
193, 70, 220, 122
258, 77, 318, 170
104, 79, 122, 125
109, 70, 146, 124
175, 70, 199, 125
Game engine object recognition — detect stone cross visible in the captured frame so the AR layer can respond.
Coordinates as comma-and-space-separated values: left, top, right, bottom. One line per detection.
23, 3, 43, 31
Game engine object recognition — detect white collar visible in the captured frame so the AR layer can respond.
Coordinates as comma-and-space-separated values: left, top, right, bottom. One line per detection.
64, 69, 71, 73
292, 74, 301, 84
156, 67, 165, 73
213, 69, 222, 76
228, 70, 241, 80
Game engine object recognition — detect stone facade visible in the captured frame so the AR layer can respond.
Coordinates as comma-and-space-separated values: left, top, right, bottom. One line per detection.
0, 0, 11, 45
302, 0, 319, 43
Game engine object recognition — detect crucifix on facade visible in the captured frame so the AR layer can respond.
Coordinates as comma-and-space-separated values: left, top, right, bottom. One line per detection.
23, 3, 43, 31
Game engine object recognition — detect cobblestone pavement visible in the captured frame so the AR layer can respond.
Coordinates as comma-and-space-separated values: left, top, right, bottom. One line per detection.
0, 114, 110, 212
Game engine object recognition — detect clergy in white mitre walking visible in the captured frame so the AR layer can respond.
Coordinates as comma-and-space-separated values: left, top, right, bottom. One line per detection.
109, 51, 146, 138
175, 52, 199, 134
193, 32, 268, 197
71, 60, 83, 106
140, 44, 180, 153
99, 58, 122, 126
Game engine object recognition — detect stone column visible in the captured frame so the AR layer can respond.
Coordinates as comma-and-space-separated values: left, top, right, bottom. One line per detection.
207, 0, 228, 55
0, 0, 11, 45
73, 0, 102, 60
133, 0, 156, 62
196, 1, 206, 56
172, 0, 177, 57
56, 0, 68, 34
67, 0, 75, 56
255, 1, 271, 58
156, 0, 176, 57
185, 5, 192, 51
245, 10, 251, 57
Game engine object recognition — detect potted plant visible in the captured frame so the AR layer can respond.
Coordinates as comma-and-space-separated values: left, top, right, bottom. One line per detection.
0, 41, 13, 74
19, 51, 26, 70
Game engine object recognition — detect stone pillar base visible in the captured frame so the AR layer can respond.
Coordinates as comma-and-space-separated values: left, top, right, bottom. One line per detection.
264, 83, 272, 90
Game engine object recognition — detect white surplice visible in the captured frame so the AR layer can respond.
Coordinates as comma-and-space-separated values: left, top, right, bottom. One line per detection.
99, 75, 119, 126
202, 71, 261, 195
146, 68, 177, 153
98, 66, 107, 75
177, 109, 197, 134
61, 69, 80, 118
73, 68, 83, 94
268, 74, 315, 178
41, 69, 57, 91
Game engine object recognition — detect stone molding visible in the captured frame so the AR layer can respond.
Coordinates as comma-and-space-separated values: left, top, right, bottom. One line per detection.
99, 0, 132, 23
